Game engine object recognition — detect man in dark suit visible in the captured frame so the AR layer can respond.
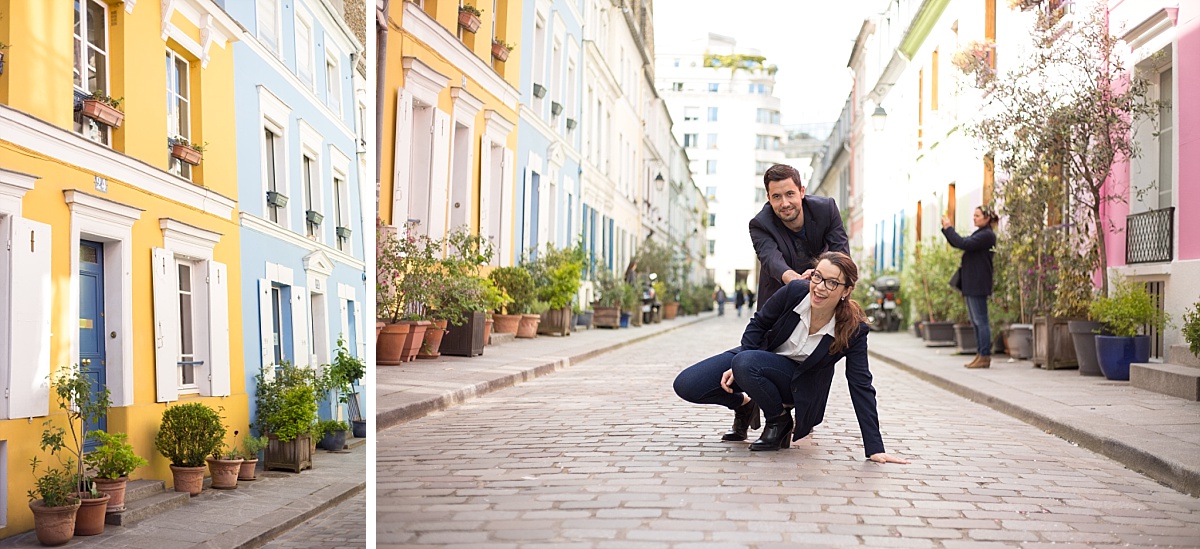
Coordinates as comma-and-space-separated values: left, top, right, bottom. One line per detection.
750, 164, 849, 306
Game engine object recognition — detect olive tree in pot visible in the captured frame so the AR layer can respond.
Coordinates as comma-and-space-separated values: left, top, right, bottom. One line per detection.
45, 365, 111, 536
26, 453, 80, 546
255, 362, 319, 473
1090, 277, 1170, 381
154, 402, 226, 495
82, 431, 147, 513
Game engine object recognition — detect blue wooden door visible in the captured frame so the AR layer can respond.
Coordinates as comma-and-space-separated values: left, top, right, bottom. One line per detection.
79, 240, 107, 451
529, 172, 540, 255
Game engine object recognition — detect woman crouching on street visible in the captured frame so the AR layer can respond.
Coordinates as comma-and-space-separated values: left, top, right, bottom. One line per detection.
673, 251, 909, 463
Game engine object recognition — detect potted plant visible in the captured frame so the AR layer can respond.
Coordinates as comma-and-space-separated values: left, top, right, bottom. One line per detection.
206, 435, 243, 490
440, 227, 497, 356
44, 365, 111, 536
80, 89, 124, 128
489, 266, 534, 334
255, 362, 319, 473
902, 239, 960, 346
1184, 302, 1200, 359
492, 40, 514, 62
592, 267, 623, 328
517, 299, 548, 338
169, 137, 206, 166
526, 242, 585, 336
26, 455, 80, 546
1090, 277, 1170, 381
316, 419, 350, 451
322, 337, 366, 436
237, 435, 269, 481
619, 281, 639, 328
82, 431, 147, 513
154, 402, 226, 495
458, 4, 482, 33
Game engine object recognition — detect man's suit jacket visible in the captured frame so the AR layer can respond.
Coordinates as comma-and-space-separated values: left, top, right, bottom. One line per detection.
750, 195, 849, 305
731, 280, 885, 457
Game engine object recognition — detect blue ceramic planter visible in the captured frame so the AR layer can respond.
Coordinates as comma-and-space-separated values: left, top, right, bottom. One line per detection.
1094, 335, 1150, 381
619, 311, 631, 328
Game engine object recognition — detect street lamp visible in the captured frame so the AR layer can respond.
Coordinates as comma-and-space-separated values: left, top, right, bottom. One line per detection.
654, 173, 665, 191
871, 105, 887, 131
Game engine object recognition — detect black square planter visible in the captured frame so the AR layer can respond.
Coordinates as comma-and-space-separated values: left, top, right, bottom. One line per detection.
441, 311, 486, 357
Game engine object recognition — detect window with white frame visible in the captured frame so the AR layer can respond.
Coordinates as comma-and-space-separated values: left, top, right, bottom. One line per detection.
265, 128, 284, 223
334, 176, 349, 251
326, 54, 342, 113
707, 133, 718, 149
303, 155, 321, 240
175, 259, 200, 392
270, 285, 284, 365
1157, 66, 1173, 209
683, 133, 697, 148
295, 14, 315, 88
684, 107, 698, 121
166, 50, 192, 179
707, 160, 717, 175
707, 107, 719, 122
73, 0, 111, 145
257, 0, 281, 55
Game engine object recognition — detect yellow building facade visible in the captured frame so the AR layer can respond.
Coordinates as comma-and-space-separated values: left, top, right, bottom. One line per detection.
379, 0, 520, 261
0, 1, 246, 536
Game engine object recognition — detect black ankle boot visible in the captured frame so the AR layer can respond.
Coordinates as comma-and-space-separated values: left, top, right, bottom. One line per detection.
750, 411, 794, 451
721, 400, 761, 441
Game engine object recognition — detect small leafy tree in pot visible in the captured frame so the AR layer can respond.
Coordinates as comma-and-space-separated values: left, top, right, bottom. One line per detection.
154, 403, 226, 467
1090, 277, 1169, 339
84, 431, 147, 480
1183, 303, 1200, 358
44, 364, 111, 495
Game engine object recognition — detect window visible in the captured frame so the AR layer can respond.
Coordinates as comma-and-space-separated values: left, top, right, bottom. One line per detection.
756, 108, 780, 124
257, 0, 281, 54
707, 107, 718, 122
176, 260, 198, 391
265, 129, 283, 223
1158, 67, 1173, 209
326, 55, 342, 113
708, 83, 719, 93
707, 133, 718, 149
706, 160, 717, 175
334, 177, 349, 251
708, 239, 716, 254
755, 135, 779, 150
303, 156, 320, 239
708, 213, 717, 227
683, 133, 698, 148
270, 286, 284, 365
749, 83, 766, 94
755, 187, 767, 203
166, 51, 192, 179
295, 15, 314, 87
73, 0, 110, 145
755, 161, 773, 175
705, 186, 717, 200
684, 107, 699, 122
671, 82, 683, 91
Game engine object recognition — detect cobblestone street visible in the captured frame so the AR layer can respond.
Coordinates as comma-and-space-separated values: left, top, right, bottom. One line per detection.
262, 490, 366, 549
377, 314, 1200, 547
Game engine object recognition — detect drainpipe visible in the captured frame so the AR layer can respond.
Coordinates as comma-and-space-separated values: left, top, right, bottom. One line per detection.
376, 0, 389, 206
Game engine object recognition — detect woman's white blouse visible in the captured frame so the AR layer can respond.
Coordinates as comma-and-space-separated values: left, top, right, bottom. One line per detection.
772, 294, 837, 362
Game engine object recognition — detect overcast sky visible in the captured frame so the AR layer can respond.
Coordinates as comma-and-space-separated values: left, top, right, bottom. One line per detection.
653, 0, 889, 126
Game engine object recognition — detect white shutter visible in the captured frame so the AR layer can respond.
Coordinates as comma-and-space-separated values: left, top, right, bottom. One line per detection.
151, 248, 180, 403
6, 217, 52, 418
500, 149, 515, 266
429, 109, 451, 241
291, 286, 309, 367
339, 297, 350, 348
206, 261, 231, 397
391, 89, 413, 226
257, 279, 275, 381
478, 139, 493, 244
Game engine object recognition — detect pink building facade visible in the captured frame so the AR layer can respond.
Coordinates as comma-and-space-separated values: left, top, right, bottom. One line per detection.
1105, 1, 1198, 354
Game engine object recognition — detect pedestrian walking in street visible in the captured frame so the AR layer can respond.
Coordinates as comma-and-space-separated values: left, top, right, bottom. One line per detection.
673, 252, 909, 463
714, 286, 727, 316
942, 205, 997, 369
735, 287, 746, 317
746, 289, 756, 313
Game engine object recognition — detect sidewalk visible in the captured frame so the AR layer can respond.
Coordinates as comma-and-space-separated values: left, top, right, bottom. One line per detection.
867, 330, 1200, 498
375, 311, 718, 430
1, 442, 364, 549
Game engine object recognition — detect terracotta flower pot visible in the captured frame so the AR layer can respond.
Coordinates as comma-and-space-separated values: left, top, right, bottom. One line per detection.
516, 314, 541, 338
91, 476, 128, 512
492, 314, 520, 334
484, 318, 494, 345
170, 143, 203, 165
400, 320, 430, 362
238, 458, 259, 481
418, 319, 449, 359
73, 492, 110, 536
80, 99, 124, 128
458, 10, 481, 33
377, 322, 411, 365
170, 464, 207, 496
29, 499, 80, 546
206, 457, 243, 489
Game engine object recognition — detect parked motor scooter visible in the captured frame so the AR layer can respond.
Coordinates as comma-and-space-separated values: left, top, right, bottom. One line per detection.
868, 276, 902, 332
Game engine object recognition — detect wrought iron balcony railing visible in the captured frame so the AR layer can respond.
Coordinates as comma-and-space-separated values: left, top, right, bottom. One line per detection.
1125, 207, 1174, 264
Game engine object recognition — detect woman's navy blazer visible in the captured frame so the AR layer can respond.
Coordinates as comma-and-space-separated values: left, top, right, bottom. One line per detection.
731, 279, 885, 456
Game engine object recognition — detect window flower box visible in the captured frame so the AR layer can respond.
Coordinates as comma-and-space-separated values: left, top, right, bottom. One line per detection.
566, 118, 577, 130
532, 83, 546, 98
266, 191, 289, 208
492, 40, 513, 62
81, 93, 124, 129
458, 5, 482, 33
551, 101, 563, 116
169, 139, 205, 166
305, 210, 324, 226
336, 226, 353, 239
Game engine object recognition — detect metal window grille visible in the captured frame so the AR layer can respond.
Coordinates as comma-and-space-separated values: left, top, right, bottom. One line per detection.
1144, 280, 1165, 360
1125, 207, 1174, 264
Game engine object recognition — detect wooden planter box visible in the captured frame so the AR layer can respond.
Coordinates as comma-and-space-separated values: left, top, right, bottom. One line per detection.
922, 321, 956, 347
593, 306, 621, 329
538, 306, 572, 336
264, 433, 312, 473
170, 143, 203, 165
1033, 316, 1079, 370
81, 99, 124, 128
458, 10, 481, 33
442, 311, 486, 357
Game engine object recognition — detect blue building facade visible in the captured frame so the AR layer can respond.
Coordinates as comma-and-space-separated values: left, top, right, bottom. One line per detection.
515, 0, 584, 260
220, 0, 367, 425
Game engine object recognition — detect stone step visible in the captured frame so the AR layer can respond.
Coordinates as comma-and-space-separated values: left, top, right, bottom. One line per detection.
106, 488, 191, 526
1131, 361, 1200, 401
488, 332, 515, 346
1167, 344, 1200, 368
123, 479, 167, 502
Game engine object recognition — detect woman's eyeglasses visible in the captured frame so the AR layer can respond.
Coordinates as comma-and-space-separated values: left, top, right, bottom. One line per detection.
810, 272, 848, 291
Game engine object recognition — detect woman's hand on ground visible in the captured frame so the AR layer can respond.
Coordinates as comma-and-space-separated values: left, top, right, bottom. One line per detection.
720, 369, 735, 393
868, 453, 911, 464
